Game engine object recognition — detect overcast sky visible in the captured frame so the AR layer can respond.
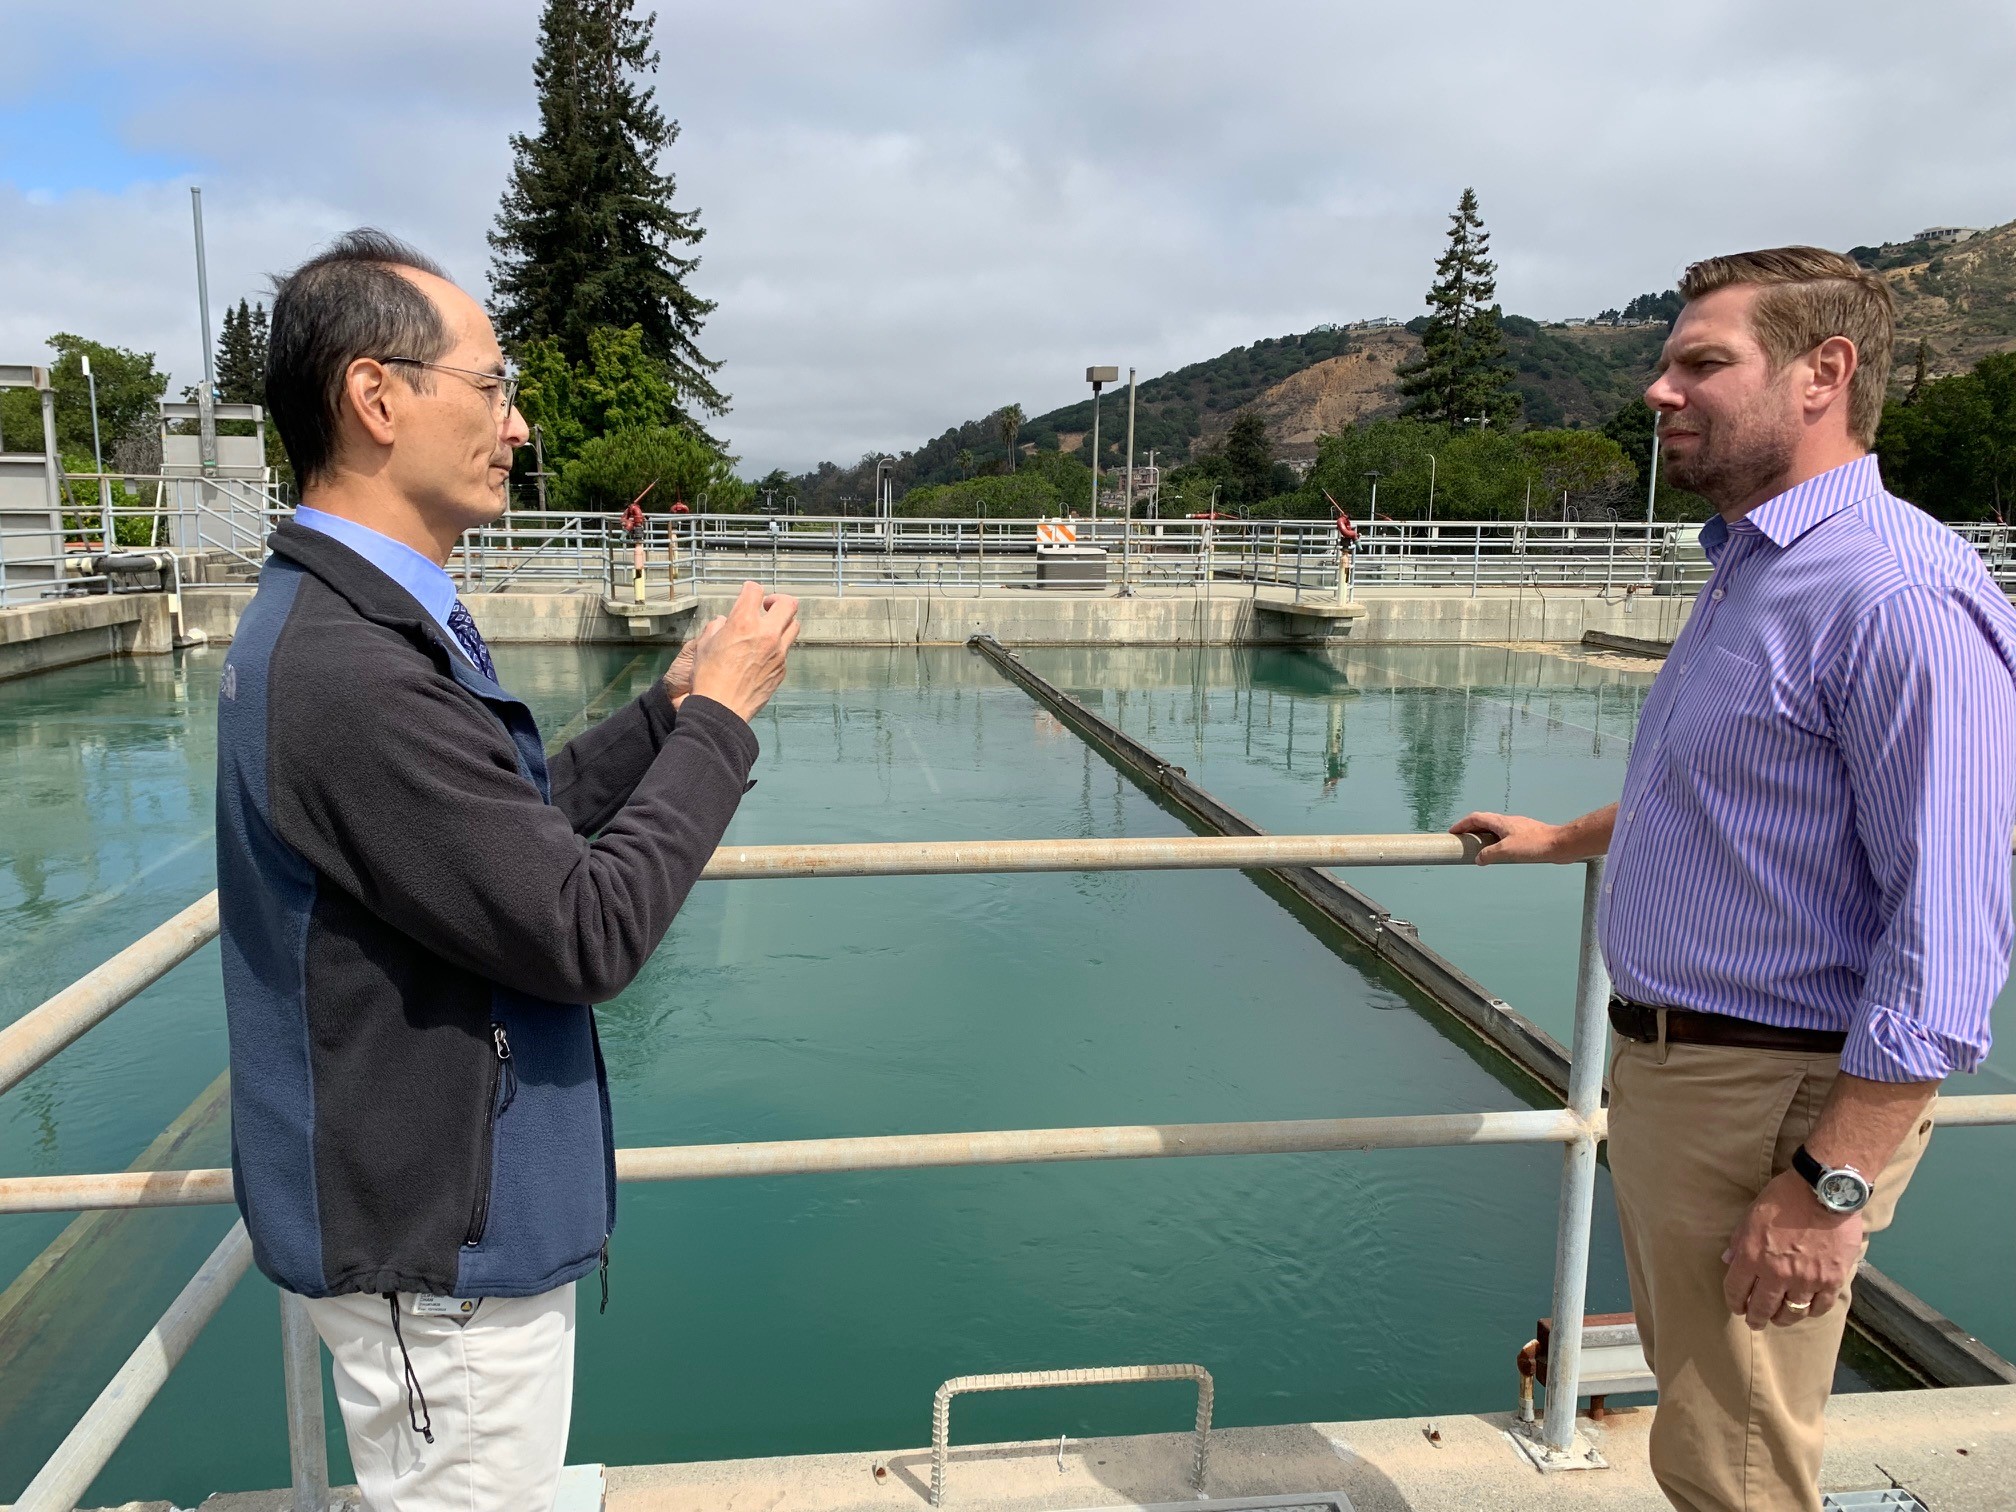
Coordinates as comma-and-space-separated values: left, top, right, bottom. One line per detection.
3, 1, 2012, 474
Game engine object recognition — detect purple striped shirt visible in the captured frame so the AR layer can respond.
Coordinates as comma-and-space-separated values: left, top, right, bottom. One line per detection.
1600, 454, 2016, 1083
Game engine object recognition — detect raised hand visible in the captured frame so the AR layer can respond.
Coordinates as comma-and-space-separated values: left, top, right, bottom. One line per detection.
688, 581, 801, 723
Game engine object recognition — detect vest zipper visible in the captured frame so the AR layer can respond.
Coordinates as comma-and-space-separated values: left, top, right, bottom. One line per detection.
463, 1024, 515, 1247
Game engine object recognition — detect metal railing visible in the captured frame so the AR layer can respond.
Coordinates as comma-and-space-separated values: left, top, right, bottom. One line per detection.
14, 498, 2016, 612
0, 474, 288, 608
6, 833, 2016, 1508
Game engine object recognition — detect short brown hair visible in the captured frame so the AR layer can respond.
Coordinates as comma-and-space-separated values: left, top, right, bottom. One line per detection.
1678, 246, 1895, 446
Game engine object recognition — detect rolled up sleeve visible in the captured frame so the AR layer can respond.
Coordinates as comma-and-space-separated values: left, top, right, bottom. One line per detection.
1826, 586, 2016, 1081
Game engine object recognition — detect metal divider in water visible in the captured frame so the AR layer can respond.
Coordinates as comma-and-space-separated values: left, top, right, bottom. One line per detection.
962, 632, 2016, 1403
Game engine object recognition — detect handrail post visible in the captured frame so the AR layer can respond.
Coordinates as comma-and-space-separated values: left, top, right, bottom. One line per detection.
1538, 856, 1612, 1459
280, 1290, 332, 1511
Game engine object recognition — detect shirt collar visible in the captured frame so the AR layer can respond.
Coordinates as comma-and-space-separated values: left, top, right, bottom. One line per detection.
291, 506, 460, 640
1735, 454, 1883, 549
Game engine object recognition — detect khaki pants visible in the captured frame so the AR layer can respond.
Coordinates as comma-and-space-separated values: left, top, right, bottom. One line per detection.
299, 1283, 576, 1512
1607, 1036, 1932, 1512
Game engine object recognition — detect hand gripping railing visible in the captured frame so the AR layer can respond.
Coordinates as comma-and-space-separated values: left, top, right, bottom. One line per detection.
931, 1364, 1212, 1507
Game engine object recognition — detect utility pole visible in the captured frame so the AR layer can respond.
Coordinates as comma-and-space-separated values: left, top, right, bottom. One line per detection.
1086, 366, 1117, 522
1123, 367, 1137, 587
81, 354, 111, 550
190, 188, 219, 482
1124, 368, 1137, 516
1644, 411, 1661, 524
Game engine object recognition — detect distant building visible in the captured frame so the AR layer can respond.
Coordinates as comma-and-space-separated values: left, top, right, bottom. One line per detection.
1915, 227, 1980, 245
1349, 317, 1403, 330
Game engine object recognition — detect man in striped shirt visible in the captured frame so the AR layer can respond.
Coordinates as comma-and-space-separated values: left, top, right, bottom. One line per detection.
1454, 247, 2016, 1511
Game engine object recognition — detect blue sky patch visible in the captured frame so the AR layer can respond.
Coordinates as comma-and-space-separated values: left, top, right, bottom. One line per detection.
0, 95, 204, 195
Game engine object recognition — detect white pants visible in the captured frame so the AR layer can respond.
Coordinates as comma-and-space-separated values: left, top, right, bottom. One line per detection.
299, 1283, 576, 1512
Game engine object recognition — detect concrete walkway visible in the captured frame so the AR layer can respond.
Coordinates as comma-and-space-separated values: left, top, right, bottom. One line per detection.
48, 1384, 2001, 1512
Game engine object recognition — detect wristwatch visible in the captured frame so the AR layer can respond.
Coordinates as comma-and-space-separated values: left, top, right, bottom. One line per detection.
1791, 1144, 1873, 1215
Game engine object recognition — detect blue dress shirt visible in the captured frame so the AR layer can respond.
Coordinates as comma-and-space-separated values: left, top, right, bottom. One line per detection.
292, 507, 464, 651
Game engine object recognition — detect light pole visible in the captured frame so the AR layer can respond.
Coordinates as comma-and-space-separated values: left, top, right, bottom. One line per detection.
80, 353, 111, 550
190, 188, 219, 482
1426, 451, 1438, 528
1365, 470, 1381, 521
1086, 366, 1117, 523
1644, 411, 1662, 524
1122, 367, 1137, 586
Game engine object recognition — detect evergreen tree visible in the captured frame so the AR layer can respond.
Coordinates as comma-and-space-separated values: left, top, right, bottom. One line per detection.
1396, 188, 1522, 428
1220, 410, 1276, 506
215, 299, 269, 405
490, 0, 726, 427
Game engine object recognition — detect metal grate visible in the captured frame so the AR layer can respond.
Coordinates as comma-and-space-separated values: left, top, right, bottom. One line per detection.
1820, 1491, 1930, 1511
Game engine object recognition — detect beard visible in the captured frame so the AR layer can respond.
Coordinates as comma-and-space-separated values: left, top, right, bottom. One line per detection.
1660, 399, 1800, 511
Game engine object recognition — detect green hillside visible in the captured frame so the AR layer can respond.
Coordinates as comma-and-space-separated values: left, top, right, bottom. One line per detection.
782, 214, 2016, 511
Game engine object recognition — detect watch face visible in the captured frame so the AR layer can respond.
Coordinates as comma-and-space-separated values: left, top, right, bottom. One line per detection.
1817, 1169, 1870, 1212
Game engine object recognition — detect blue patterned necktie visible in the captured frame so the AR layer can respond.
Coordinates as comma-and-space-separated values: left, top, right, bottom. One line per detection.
445, 599, 497, 682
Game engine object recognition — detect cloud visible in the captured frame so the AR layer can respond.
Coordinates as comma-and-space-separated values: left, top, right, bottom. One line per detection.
3, 0, 2012, 473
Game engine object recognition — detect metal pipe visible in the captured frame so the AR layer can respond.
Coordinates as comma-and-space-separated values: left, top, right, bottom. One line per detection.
279, 1290, 331, 1512
190, 188, 219, 480
0, 1110, 1600, 1214
0, 893, 220, 1098
701, 832, 1481, 879
6, 1094, 2015, 1215
932, 1364, 1211, 1507
12, 1221, 252, 1512
1539, 857, 1612, 1457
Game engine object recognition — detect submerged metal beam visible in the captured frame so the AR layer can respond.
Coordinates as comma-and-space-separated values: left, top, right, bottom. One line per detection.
968, 632, 1574, 1099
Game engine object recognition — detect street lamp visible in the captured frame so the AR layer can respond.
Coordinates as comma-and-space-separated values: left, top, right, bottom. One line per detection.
1086, 366, 1118, 522
1644, 411, 1662, 524
1365, 469, 1381, 521
80, 353, 110, 550
1426, 452, 1438, 527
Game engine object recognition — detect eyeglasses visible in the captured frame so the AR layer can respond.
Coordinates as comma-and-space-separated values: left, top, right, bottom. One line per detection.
382, 358, 520, 421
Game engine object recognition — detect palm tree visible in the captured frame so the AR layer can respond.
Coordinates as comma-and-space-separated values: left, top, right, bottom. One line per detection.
996, 404, 1024, 473
957, 448, 975, 479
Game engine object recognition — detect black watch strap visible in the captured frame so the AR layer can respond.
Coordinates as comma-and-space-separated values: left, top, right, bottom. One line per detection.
1790, 1143, 1826, 1191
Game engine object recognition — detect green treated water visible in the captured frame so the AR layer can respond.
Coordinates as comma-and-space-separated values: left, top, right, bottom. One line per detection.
0, 643, 2000, 1504
1022, 643, 2016, 1381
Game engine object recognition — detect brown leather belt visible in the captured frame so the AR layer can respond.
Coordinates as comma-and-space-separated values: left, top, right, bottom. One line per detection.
1608, 997, 1846, 1055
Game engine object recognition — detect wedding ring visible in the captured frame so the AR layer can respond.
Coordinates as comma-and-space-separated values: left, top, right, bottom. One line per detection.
1784, 1300, 1811, 1313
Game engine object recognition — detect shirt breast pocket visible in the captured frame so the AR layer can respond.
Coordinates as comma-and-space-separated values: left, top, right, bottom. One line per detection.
1662, 645, 1768, 775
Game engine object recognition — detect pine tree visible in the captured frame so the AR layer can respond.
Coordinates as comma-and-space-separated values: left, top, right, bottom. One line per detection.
490, 0, 726, 428
215, 299, 269, 405
1396, 188, 1523, 428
